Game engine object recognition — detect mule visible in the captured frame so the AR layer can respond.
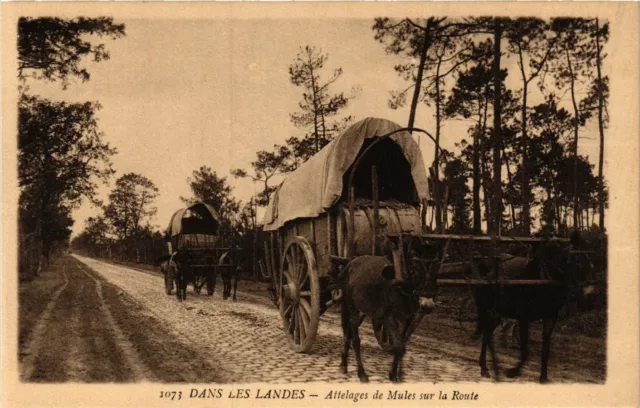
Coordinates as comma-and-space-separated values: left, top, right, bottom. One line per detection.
473, 232, 597, 383
171, 248, 193, 301
339, 238, 437, 382
159, 255, 174, 295
218, 250, 240, 301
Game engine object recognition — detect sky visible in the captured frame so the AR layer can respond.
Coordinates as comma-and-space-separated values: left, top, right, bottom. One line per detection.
24, 18, 605, 236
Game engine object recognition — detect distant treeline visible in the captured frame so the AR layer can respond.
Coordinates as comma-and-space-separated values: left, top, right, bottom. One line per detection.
20, 16, 609, 281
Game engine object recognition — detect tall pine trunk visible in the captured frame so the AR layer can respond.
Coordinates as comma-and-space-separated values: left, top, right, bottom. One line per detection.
434, 63, 443, 233
502, 145, 516, 231
520, 80, 531, 235
308, 60, 320, 153
566, 48, 580, 230
492, 20, 503, 236
595, 18, 606, 231
473, 124, 481, 234
480, 91, 491, 234
408, 23, 431, 129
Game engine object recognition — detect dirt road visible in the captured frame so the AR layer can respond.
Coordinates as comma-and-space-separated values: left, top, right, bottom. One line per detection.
18, 255, 605, 383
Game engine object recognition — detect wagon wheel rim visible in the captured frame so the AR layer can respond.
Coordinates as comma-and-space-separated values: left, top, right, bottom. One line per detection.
279, 236, 320, 353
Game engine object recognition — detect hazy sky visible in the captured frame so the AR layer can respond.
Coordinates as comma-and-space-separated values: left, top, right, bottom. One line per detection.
25, 18, 604, 235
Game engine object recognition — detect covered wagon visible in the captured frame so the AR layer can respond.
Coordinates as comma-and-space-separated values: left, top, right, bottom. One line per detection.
166, 202, 237, 296
261, 117, 431, 352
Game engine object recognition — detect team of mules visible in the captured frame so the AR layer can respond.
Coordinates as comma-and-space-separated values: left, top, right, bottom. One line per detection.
338, 231, 598, 383
158, 232, 599, 384
157, 248, 240, 302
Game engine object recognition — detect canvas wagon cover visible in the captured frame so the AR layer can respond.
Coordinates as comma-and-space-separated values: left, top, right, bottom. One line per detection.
167, 202, 219, 237
261, 117, 429, 231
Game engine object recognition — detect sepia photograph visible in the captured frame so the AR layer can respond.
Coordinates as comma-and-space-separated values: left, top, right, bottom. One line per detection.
2, 2, 638, 407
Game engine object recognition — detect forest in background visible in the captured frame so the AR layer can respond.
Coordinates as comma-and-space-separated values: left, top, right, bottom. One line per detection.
17, 16, 609, 280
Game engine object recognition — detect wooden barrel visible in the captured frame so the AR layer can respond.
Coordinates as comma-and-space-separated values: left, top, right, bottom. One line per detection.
336, 202, 422, 257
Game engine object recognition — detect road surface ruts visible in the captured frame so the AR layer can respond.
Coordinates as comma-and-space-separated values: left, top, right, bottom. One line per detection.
64, 254, 602, 384
19, 256, 225, 383
19, 254, 604, 383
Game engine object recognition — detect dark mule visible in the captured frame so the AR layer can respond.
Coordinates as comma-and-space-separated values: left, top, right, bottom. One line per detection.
474, 232, 597, 383
339, 238, 437, 382
218, 250, 240, 301
171, 248, 193, 301
157, 254, 175, 295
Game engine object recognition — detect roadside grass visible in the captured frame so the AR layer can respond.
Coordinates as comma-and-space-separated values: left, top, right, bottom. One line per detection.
18, 258, 68, 359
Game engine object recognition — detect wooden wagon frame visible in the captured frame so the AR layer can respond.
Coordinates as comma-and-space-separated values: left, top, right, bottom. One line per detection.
260, 118, 592, 353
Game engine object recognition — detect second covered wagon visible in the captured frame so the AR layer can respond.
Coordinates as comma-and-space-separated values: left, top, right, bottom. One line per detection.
166, 202, 238, 297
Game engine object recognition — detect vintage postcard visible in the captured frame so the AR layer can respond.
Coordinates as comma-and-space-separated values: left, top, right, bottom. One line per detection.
2, 2, 638, 407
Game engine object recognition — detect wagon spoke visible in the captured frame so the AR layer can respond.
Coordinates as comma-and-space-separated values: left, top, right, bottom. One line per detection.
284, 270, 294, 285
284, 303, 293, 318
290, 248, 299, 279
288, 310, 295, 334
293, 309, 301, 344
299, 290, 311, 297
299, 271, 309, 288
285, 254, 294, 277
299, 298, 312, 319
297, 262, 307, 286
298, 307, 307, 340
294, 248, 304, 281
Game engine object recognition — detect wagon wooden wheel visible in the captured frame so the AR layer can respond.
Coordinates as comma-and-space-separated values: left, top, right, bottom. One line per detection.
279, 236, 320, 353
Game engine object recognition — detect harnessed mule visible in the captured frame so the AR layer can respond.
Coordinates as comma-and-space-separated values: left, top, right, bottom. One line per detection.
218, 250, 240, 301
167, 248, 193, 301
339, 237, 438, 382
473, 232, 597, 383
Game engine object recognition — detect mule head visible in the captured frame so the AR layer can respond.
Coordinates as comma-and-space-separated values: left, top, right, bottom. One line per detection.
380, 236, 438, 314
407, 237, 439, 314
154, 254, 172, 267
173, 247, 192, 268
537, 233, 600, 309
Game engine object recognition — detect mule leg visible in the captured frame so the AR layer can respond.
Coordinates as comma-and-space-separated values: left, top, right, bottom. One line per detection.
540, 316, 557, 384
339, 303, 351, 375
222, 272, 230, 300
506, 319, 529, 378
232, 271, 238, 301
487, 322, 500, 381
175, 268, 182, 301
479, 318, 499, 379
387, 318, 406, 383
479, 330, 488, 377
181, 273, 188, 301
350, 313, 368, 383
207, 271, 217, 296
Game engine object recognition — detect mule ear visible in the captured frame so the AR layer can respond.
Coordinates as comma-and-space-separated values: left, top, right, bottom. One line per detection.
382, 264, 395, 280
